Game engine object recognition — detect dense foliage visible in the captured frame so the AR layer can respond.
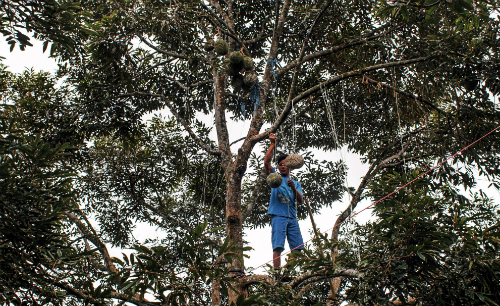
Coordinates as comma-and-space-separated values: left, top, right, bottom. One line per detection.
1, 0, 500, 304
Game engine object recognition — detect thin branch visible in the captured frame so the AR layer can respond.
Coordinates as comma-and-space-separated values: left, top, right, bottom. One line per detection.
242, 168, 267, 222
120, 92, 221, 156
109, 291, 159, 305
134, 58, 175, 80
45, 278, 105, 305
283, 0, 335, 130
331, 133, 414, 242
200, 3, 250, 55
137, 35, 187, 59
304, 198, 320, 237
243, 24, 269, 45
230, 136, 246, 146
362, 74, 450, 116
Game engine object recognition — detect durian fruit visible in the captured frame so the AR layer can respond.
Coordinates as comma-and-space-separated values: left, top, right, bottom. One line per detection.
226, 62, 242, 76
229, 51, 244, 64
204, 39, 215, 51
214, 39, 229, 56
242, 72, 258, 92
231, 74, 244, 91
284, 154, 305, 170
266, 172, 282, 188
242, 56, 254, 71
243, 72, 258, 87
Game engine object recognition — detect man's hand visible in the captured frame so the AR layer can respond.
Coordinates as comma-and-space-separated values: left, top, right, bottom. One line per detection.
287, 179, 303, 203
264, 133, 277, 175
269, 133, 276, 144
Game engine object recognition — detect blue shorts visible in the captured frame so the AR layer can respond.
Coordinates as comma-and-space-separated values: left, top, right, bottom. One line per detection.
271, 215, 304, 252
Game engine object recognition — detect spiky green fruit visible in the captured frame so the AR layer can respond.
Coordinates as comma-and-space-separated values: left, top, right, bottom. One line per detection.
214, 40, 228, 55
229, 51, 244, 64
242, 56, 254, 71
266, 173, 282, 188
204, 39, 215, 51
243, 72, 258, 87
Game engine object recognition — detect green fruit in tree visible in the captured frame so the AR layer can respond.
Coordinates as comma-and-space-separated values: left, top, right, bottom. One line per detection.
229, 51, 244, 64
214, 39, 229, 55
242, 56, 254, 71
243, 72, 258, 87
204, 39, 215, 51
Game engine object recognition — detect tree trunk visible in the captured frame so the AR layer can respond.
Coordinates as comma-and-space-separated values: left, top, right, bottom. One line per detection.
226, 174, 244, 304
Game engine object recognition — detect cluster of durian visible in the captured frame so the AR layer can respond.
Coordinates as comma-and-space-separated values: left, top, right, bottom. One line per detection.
266, 172, 282, 188
227, 51, 257, 93
204, 38, 257, 93
284, 154, 305, 170
204, 39, 229, 56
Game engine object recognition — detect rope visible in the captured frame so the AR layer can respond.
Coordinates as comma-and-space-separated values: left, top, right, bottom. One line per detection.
267, 58, 278, 78
322, 83, 340, 149
246, 124, 500, 274
250, 82, 263, 116
198, 124, 500, 296
393, 67, 406, 171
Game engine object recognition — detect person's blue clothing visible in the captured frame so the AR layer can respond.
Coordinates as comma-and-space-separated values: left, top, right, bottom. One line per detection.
271, 215, 304, 251
267, 168, 304, 252
267, 168, 303, 218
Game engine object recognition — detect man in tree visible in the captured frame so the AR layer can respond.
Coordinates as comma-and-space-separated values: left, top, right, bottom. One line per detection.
264, 133, 304, 274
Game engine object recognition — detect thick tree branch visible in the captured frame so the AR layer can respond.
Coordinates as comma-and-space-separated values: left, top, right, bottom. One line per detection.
237, 274, 275, 288
66, 212, 118, 275
277, 24, 397, 77
233, 0, 292, 177
290, 269, 361, 288
213, 72, 233, 169
251, 56, 434, 143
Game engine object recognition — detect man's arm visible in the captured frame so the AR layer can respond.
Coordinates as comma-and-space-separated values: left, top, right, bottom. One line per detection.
287, 180, 303, 203
264, 133, 276, 175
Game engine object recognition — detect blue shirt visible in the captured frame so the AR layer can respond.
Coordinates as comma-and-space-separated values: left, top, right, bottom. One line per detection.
267, 168, 303, 218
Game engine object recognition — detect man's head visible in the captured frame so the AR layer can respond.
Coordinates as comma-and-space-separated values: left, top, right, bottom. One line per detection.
276, 154, 290, 177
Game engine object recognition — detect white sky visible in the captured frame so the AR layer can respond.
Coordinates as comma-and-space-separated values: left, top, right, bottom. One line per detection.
2, 38, 498, 275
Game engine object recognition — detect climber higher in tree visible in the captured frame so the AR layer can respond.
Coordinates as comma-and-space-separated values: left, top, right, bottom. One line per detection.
264, 133, 304, 272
